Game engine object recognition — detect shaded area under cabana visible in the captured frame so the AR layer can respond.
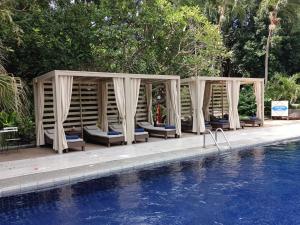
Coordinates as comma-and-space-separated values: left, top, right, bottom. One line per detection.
181, 76, 264, 134
33, 70, 181, 154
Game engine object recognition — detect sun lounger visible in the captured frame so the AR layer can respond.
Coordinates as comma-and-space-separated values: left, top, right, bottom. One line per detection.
83, 125, 125, 147
210, 119, 245, 130
109, 124, 149, 143
181, 119, 212, 133
137, 122, 178, 139
44, 129, 85, 152
240, 117, 262, 127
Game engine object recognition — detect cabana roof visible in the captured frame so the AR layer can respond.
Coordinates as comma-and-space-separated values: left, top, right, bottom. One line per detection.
181, 76, 264, 85
34, 70, 180, 83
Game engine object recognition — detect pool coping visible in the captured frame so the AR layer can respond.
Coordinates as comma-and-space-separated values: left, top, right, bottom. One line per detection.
1, 135, 299, 198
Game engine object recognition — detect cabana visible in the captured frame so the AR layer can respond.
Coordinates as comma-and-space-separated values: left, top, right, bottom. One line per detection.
181, 76, 264, 134
33, 70, 181, 154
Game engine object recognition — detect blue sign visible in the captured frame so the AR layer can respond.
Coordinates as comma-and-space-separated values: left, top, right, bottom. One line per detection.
272, 106, 288, 111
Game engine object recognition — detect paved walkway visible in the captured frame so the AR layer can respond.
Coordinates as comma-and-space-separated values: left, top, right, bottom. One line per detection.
1, 120, 300, 197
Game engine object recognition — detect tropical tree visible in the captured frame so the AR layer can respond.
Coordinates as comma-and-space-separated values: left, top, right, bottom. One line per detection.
266, 72, 300, 104
0, 0, 28, 116
258, 0, 300, 85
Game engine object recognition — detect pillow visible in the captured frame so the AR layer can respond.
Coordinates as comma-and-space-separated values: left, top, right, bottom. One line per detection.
107, 131, 121, 135
165, 125, 176, 129
135, 128, 145, 132
66, 135, 80, 140
249, 116, 258, 120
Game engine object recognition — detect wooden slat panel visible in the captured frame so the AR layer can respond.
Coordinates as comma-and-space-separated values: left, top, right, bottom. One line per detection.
42, 81, 149, 129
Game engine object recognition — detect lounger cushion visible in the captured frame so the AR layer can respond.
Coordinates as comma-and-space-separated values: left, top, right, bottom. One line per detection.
107, 131, 121, 135
66, 135, 80, 140
135, 128, 145, 132
165, 125, 176, 129
138, 122, 175, 131
84, 126, 123, 138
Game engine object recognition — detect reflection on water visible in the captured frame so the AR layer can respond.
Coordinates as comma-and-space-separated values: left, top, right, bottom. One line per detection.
118, 173, 141, 210
1, 141, 300, 225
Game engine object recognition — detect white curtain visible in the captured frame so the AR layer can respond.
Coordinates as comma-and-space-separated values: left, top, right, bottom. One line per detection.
53, 76, 73, 152
226, 81, 234, 129
113, 78, 127, 141
254, 81, 263, 119
145, 83, 154, 124
165, 82, 173, 125
232, 81, 241, 129
36, 81, 45, 146
167, 80, 181, 136
226, 80, 241, 130
197, 80, 206, 133
98, 81, 108, 132
188, 81, 197, 132
128, 79, 141, 142
203, 83, 212, 121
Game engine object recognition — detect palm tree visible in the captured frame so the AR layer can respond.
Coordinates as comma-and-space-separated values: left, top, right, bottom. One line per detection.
0, 0, 28, 116
260, 0, 300, 85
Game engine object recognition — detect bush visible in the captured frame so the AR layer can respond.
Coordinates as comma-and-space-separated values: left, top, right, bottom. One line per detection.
238, 85, 256, 116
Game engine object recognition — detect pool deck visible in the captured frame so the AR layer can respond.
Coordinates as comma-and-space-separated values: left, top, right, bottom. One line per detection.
1, 120, 300, 197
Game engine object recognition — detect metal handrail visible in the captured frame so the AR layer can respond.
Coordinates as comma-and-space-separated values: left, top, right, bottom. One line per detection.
215, 128, 232, 149
203, 129, 221, 151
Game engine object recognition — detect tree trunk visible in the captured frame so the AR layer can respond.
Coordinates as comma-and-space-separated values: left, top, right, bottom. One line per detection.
265, 29, 272, 86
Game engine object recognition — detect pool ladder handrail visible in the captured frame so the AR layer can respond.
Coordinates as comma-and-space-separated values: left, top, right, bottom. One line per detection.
203, 128, 231, 151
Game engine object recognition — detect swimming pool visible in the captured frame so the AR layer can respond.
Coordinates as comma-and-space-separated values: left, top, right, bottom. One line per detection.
1, 140, 300, 225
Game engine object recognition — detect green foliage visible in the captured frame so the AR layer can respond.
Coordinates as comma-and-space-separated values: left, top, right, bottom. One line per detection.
0, 110, 34, 140
0, 111, 18, 128
266, 72, 300, 104
1, 0, 226, 79
238, 85, 256, 116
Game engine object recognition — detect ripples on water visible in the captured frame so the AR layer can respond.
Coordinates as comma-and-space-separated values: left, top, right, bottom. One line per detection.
1, 141, 300, 225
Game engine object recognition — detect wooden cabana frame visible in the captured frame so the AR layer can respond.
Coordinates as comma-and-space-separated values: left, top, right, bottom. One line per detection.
33, 70, 181, 154
181, 76, 265, 134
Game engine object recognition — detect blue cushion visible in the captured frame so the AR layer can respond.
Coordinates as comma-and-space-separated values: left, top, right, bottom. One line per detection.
107, 131, 121, 135
66, 135, 80, 140
218, 120, 228, 123
135, 128, 145, 132
249, 116, 258, 120
165, 125, 176, 129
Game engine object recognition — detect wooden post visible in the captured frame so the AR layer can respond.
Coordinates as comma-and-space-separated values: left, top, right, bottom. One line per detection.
124, 77, 133, 145
261, 80, 265, 126
177, 79, 182, 136
78, 83, 83, 137
33, 79, 39, 146
221, 82, 224, 117
195, 78, 200, 135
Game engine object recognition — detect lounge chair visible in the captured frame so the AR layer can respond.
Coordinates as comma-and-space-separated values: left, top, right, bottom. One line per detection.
181, 118, 212, 133
240, 117, 262, 127
83, 125, 125, 147
109, 124, 149, 143
209, 119, 245, 130
44, 129, 85, 152
137, 122, 178, 139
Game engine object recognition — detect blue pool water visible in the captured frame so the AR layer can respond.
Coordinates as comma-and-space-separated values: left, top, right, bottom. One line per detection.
1, 141, 300, 225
